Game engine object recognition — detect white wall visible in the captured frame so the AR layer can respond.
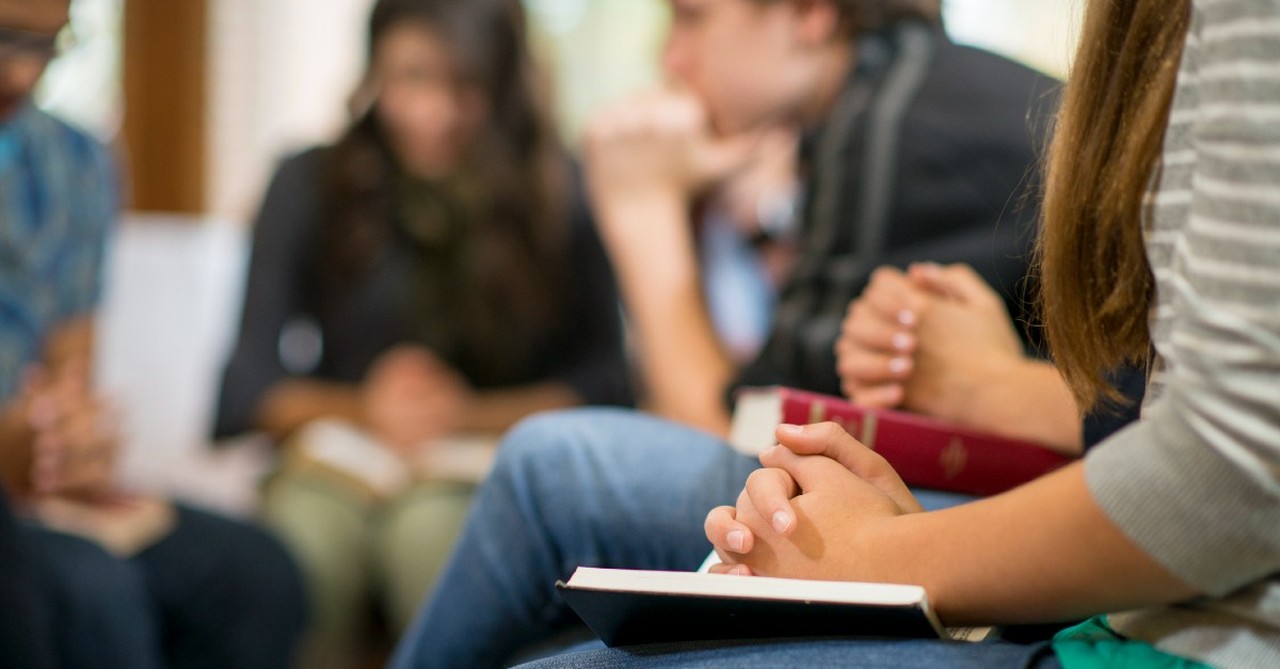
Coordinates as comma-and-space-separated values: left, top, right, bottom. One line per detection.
36, 0, 123, 141
207, 0, 374, 219
947, 0, 1085, 78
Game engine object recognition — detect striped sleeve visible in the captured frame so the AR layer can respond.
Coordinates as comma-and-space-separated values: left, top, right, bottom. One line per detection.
1084, 0, 1280, 597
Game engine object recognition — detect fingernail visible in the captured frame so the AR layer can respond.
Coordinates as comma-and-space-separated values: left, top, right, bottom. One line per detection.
892, 332, 912, 351
898, 310, 916, 327
888, 357, 910, 375
729, 564, 750, 577
728, 530, 745, 552
777, 424, 804, 437
772, 510, 792, 534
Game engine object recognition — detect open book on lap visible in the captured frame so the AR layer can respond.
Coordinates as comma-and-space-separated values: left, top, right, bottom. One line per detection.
283, 420, 498, 500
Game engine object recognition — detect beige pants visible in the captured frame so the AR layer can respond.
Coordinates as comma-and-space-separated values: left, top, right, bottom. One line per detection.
262, 463, 475, 669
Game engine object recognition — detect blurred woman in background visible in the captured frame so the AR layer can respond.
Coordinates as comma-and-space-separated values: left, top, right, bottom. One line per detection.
214, 0, 632, 665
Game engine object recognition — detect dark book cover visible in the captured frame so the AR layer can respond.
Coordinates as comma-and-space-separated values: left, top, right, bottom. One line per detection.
555, 568, 965, 648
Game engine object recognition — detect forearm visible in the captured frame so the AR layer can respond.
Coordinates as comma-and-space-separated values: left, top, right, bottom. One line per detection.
458, 382, 582, 434
870, 463, 1196, 625
602, 196, 736, 435
254, 379, 363, 443
963, 360, 1083, 455
630, 283, 736, 435
44, 317, 95, 375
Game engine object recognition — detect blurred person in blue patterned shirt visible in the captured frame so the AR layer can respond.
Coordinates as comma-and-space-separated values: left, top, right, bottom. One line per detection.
0, 0, 116, 488
0, 1, 310, 667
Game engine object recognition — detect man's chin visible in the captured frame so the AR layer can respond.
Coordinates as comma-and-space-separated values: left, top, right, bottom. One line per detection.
707, 106, 787, 139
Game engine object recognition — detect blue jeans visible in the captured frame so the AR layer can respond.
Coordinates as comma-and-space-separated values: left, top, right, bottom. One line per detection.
515, 638, 1061, 668
1, 487, 56, 669
133, 505, 309, 669
391, 408, 977, 669
23, 525, 164, 669
24, 504, 308, 669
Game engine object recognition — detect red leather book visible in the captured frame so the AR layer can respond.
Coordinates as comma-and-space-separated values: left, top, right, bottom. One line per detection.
729, 387, 1076, 496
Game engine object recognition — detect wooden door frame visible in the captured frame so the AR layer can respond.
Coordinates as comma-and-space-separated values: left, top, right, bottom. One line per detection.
122, 0, 208, 213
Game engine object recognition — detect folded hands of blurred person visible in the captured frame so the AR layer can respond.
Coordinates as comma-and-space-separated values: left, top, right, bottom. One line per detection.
360, 345, 474, 455
0, 359, 175, 556
704, 421, 922, 581
583, 91, 761, 275
836, 264, 1022, 414
836, 263, 1081, 454
0, 358, 119, 500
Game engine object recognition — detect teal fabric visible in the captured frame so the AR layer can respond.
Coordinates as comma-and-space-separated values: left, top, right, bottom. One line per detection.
1053, 616, 1210, 669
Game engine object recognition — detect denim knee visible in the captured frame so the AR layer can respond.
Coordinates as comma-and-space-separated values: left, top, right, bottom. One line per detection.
495, 409, 606, 483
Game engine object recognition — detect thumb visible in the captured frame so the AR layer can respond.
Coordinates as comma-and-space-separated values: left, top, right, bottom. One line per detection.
909, 263, 998, 307
759, 445, 902, 520
773, 422, 888, 481
773, 422, 923, 513
758, 443, 851, 495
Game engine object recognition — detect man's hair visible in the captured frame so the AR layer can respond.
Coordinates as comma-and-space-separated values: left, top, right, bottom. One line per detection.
831, 0, 942, 35
750, 0, 942, 37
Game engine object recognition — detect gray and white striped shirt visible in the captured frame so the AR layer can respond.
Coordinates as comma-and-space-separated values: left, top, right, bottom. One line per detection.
1084, 1, 1280, 666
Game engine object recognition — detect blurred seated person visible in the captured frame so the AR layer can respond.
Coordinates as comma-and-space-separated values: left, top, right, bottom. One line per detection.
212, 0, 632, 665
582, 0, 1060, 438
0, 1, 306, 667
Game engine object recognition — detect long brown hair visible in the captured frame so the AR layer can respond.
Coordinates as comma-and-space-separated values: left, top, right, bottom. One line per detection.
1038, 0, 1191, 412
320, 0, 568, 377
